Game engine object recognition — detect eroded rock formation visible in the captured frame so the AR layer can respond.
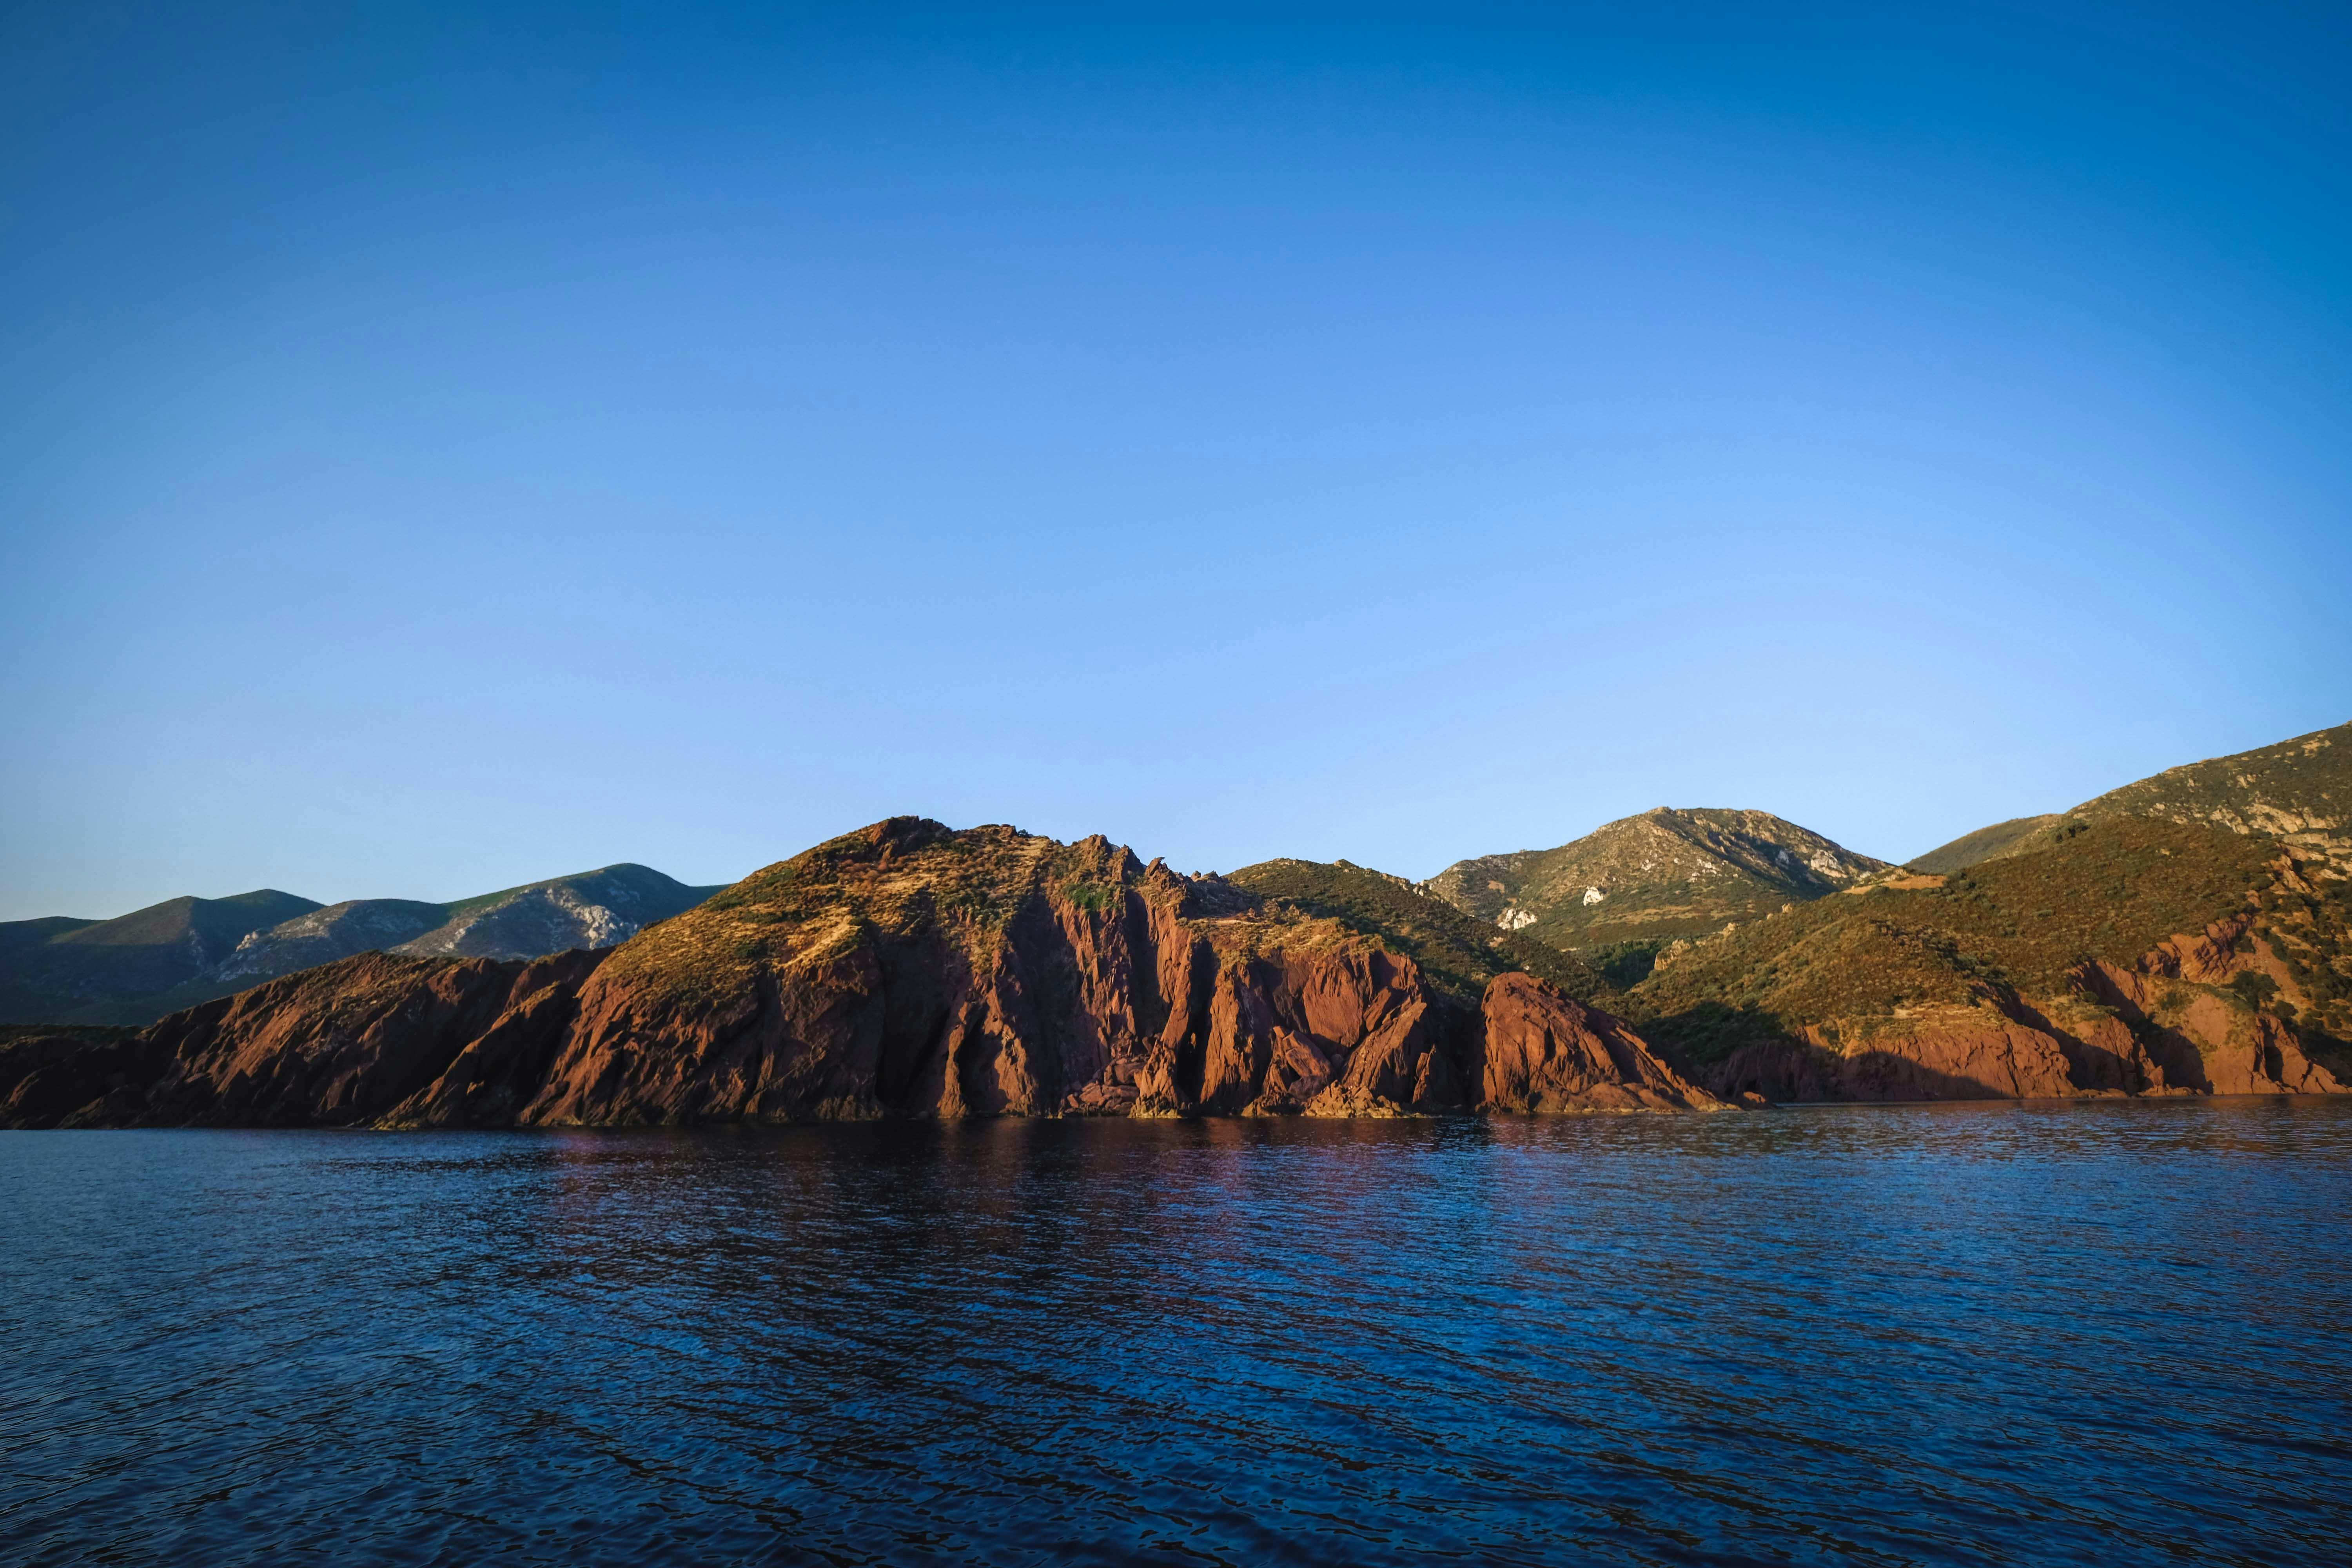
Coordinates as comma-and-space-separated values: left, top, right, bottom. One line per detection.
2077, 909, 2347, 1096
1692, 906, 2346, 1104
1481, 974, 1722, 1112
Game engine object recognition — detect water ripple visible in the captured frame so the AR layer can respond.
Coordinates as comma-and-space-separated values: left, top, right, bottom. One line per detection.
4, 1101, 2350, 1564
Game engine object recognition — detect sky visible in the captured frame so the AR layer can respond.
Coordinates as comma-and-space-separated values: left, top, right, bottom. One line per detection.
3, 2, 2349, 919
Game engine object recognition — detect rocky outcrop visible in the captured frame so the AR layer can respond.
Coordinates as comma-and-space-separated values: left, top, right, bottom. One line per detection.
1479, 974, 1722, 1112
2003, 996, 2178, 1095
2, 821, 1722, 1130
1698, 1002, 2096, 1103
1688, 909, 2347, 1103
1815, 1012, 2080, 1100
512, 828, 1489, 1127
142, 950, 608, 1127
2082, 957, 2346, 1098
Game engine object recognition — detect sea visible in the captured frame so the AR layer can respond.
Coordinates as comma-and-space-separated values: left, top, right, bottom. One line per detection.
4, 1101, 2348, 1565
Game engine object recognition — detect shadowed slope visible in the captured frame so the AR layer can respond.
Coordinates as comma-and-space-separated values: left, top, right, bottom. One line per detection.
0, 891, 321, 1024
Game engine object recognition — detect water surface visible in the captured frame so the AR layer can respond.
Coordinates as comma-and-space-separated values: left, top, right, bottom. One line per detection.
4, 1101, 2350, 1564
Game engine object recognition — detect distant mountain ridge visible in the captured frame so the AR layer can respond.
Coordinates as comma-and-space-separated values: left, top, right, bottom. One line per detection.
1426, 808, 1890, 952
392, 864, 716, 960
0, 866, 725, 1026
0, 891, 321, 1025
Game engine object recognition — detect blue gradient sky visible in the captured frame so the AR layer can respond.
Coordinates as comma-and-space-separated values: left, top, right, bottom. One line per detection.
4, 3, 2348, 918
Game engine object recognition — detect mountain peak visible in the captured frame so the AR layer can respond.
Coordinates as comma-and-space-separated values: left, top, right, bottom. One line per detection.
1426, 808, 1888, 951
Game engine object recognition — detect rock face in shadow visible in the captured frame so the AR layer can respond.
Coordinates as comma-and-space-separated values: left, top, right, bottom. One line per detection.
2082, 957, 2346, 1098
152, 951, 606, 1127
1479, 974, 1722, 1112
0, 821, 1718, 1129
0, 951, 606, 1130
0, 1031, 174, 1130
1701, 992, 2179, 1103
1815, 1013, 2080, 1101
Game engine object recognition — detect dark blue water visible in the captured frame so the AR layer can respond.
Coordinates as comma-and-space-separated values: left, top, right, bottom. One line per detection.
4, 1103, 2350, 1566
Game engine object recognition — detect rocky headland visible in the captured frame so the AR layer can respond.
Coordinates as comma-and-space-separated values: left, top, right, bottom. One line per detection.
4, 721, 2347, 1128
0, 820, 1724, 1129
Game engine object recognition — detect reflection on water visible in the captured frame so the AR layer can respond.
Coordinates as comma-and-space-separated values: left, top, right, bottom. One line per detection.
4, 1102, 2350, 1565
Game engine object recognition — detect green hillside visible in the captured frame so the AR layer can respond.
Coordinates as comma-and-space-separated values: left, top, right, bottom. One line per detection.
1907, 815, 2058, 873
1942, 721, 2351, 873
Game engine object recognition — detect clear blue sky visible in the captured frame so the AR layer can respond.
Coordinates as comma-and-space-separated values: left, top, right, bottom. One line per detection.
4, 2, 2348, 919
